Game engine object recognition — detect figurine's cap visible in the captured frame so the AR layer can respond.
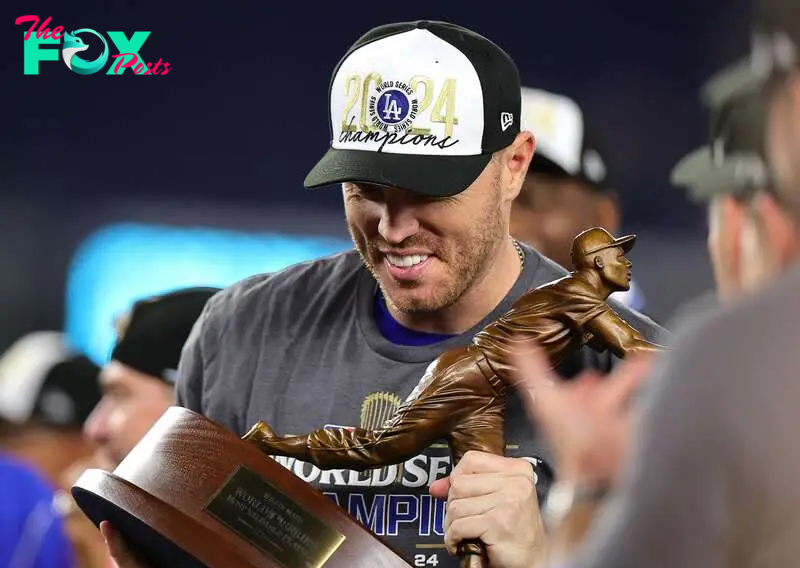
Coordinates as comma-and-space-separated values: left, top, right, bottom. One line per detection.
571, 227, 636, 260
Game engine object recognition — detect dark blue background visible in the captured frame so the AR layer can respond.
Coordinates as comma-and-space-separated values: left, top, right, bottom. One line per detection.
0, 0, 752, 351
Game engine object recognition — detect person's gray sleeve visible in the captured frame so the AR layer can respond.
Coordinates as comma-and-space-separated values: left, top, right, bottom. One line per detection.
569, 316, 733, 568
175, 292, 223, 413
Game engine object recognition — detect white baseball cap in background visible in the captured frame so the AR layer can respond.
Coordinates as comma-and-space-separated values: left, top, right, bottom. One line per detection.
0, 331, 101, 428
520, 86, 609, 189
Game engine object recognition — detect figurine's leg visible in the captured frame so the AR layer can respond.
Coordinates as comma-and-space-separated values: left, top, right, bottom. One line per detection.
449, 396, 506, 464
447, 372, 506, 563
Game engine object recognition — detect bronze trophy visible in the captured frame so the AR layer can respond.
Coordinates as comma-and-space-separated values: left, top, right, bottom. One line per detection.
72, 227, 663, 568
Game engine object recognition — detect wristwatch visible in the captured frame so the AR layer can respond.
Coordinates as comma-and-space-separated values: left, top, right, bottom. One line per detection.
543, 480, 610, 531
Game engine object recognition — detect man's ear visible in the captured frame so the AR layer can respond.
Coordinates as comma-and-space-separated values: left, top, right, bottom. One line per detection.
754, 191, 797, 268
593, 255, 604, 269
502, 131, 536, 202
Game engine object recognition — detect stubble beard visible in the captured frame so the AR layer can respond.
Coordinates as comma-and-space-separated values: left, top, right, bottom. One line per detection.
348, 181, 507, 315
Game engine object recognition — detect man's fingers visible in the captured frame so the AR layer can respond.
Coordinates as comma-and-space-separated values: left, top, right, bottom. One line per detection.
454, 452, 533, 477
429, 476, 451, 499
100, 521, 144, 568
444, 491, 507, 532
443, 515, 490, 555
510, 344, 557, 395
448, 470, 532, 501
601, 354, 654, 408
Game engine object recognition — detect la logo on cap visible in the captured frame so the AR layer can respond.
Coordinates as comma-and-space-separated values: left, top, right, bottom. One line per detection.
368, 79, 419, 134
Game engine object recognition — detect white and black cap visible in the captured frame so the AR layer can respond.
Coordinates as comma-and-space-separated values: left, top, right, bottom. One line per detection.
0, 332, 101, 428
304, 20, 522, 197
520, 86, 610, 191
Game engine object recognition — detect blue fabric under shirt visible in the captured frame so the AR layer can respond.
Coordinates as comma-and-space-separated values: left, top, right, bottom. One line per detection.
374, 291, 456, 346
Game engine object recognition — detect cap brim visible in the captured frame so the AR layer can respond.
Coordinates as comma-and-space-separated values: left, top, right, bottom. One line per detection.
670, 146, 754, 202
303, 148, 492, 197
614, 234, 636, 254
584, 233, 635, 255
529, 152, 569, 177
528, 150, 607, 193
701, 58, 768, 109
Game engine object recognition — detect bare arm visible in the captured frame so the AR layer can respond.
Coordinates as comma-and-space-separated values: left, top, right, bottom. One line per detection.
583, 310, 663, 358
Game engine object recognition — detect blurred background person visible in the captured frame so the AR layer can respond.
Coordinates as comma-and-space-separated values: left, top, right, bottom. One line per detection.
0, 332, 102, 568
82, 286, 221, 469
55, 287, 222, 568
512, 86, 645, 311
492, 16, 800, 564
0, 453, 75, 568
0, 332, 101, 486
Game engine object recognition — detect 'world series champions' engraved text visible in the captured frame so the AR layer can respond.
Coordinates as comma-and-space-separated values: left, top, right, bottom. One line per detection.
204, 466, 345, 568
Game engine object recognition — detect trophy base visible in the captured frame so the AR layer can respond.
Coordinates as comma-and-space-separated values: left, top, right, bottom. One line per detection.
72, 406, 412, 568
73, 470, 250, 568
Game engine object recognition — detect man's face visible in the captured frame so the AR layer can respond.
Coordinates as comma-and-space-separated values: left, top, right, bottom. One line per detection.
707, 194, 747, 299
595, 246, 632, 292
83, 361, 173, 468
510, 173, 619, 269
342, 159, 510, 314
766, 73, 800, 203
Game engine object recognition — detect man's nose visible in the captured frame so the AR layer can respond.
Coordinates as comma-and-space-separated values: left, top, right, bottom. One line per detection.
377, 193, 421, 244
83, 403, 108, 444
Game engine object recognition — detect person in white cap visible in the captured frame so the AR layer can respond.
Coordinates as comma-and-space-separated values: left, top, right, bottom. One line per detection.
512, 87, 645, 311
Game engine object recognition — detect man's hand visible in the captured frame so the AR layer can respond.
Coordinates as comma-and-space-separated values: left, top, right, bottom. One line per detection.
429, 451, 546, 568
512, 345, 654, 485
100, 522, 150, 568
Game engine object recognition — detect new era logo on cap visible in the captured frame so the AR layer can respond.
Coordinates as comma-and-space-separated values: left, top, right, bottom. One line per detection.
304, 21, 522, 197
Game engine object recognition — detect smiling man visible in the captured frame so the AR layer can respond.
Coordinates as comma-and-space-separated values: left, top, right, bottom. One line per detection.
165, 20, 663, 568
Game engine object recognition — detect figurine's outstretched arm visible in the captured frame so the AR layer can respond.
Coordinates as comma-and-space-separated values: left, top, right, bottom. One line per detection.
244, 347, 497, 471
245, 399, 458, 471
584, 310, 664, 358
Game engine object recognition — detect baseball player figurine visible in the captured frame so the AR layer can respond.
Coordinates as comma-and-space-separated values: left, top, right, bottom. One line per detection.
243, 227, 663, 565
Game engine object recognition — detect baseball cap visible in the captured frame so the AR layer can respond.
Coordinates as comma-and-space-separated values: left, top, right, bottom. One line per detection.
702, 0, 800, 108
111, 287, 220, 384
520, 86, 610, 190
0, 332, 101, 428
303, 20, 522, 197
670, 90, 769, 201
571, 227, 635, 261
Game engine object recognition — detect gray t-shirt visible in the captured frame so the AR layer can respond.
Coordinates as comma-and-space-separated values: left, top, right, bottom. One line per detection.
570, 264, 800, 568
176, 244, 663, 568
